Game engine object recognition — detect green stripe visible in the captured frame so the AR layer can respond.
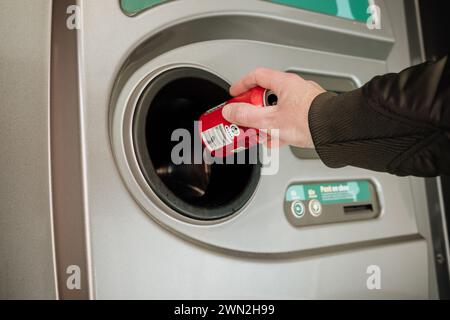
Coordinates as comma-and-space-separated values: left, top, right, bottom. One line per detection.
286, 180, 371, 204
121, 0, 167, 15
269, 0, 370, 22
121, 0, 370, 22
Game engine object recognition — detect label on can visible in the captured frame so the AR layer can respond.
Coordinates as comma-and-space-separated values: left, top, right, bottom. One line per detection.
199, 87, 278, 156
201, 123, 233, 151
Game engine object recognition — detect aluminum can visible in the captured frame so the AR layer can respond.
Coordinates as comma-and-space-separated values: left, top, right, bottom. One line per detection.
199, 86, 277, 157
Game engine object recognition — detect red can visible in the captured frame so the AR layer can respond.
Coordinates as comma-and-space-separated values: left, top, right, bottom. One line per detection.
199, 86, 278, 157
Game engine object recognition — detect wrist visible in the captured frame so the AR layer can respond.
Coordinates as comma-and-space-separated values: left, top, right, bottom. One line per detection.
304, 89, 327, 148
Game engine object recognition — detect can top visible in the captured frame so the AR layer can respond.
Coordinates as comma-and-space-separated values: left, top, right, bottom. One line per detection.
264, 90, 278, 107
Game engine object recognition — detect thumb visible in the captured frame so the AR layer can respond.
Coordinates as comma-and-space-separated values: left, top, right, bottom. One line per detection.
222, 103, 275, 129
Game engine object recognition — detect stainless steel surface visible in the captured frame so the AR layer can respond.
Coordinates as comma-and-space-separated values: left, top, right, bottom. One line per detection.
0, 0, 442, 299
0, 0, 56, 299
111, 41, 416, 253
50, 0, 93, 299
424, 178, 450, 298
90, 0, 429, 298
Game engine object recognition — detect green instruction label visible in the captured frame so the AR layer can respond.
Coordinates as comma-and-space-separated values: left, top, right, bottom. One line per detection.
286, 180, 371, 204
269, 0, 370, 22
121, 0, 370, 22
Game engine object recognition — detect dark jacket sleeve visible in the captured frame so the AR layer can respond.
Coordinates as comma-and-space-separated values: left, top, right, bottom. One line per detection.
308, 55, 450, 177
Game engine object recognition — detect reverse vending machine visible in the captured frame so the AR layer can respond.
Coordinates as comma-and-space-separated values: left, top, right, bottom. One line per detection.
1, 0, 447, 299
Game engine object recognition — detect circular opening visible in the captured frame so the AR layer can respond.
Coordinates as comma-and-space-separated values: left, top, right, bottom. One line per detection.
266, 91, 278, 106
133, 67, 261, 221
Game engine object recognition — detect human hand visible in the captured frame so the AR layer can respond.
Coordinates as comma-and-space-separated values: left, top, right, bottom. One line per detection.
222, 68, 326, 148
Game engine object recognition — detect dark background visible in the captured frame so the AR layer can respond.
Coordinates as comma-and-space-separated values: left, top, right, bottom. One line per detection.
417, 0, 450, 299
419, 0, 450, 247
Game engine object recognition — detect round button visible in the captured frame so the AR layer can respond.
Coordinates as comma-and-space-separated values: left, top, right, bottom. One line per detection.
308, 199, 322, 217
291, 201, 305, 218
229, 124, 240, 136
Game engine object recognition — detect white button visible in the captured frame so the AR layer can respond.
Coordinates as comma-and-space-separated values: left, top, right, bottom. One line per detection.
309, 199, 322, 217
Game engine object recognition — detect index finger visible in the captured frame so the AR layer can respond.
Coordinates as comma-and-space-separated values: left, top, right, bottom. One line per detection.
230, 68, 286, 96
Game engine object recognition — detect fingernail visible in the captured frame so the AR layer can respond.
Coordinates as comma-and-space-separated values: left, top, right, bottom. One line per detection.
222, 105, 232, 120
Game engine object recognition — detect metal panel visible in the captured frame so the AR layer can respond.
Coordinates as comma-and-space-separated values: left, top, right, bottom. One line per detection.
0, 0, 436, 300
72, 0, 431, 298
110, 40, 416, 253
50, 0, 93, 299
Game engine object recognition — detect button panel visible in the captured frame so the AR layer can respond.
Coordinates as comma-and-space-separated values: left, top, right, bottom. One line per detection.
284, 180, 381, 227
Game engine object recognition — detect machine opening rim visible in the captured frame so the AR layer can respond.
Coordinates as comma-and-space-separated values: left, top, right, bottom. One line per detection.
132, 67, 261, 221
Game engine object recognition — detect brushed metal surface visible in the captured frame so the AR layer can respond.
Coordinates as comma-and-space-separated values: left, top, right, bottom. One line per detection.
50, 0, 93, 299
111, 40, 417, 254
81, 0, 430, 298
0, 0, 436, 299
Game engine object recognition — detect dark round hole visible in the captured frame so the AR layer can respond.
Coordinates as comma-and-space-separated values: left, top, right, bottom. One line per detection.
133, 67, 261, 221
266, 92, 278, 106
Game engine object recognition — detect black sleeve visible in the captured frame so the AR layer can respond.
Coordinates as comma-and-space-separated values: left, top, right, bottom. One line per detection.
308, 55, 450, 177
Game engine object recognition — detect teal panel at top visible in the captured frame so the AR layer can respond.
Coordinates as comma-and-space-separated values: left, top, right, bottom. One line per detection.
121, 0, 370, 22
121, 0, 168, 15
269, 0, 370, 22
270, 0, 338, 17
